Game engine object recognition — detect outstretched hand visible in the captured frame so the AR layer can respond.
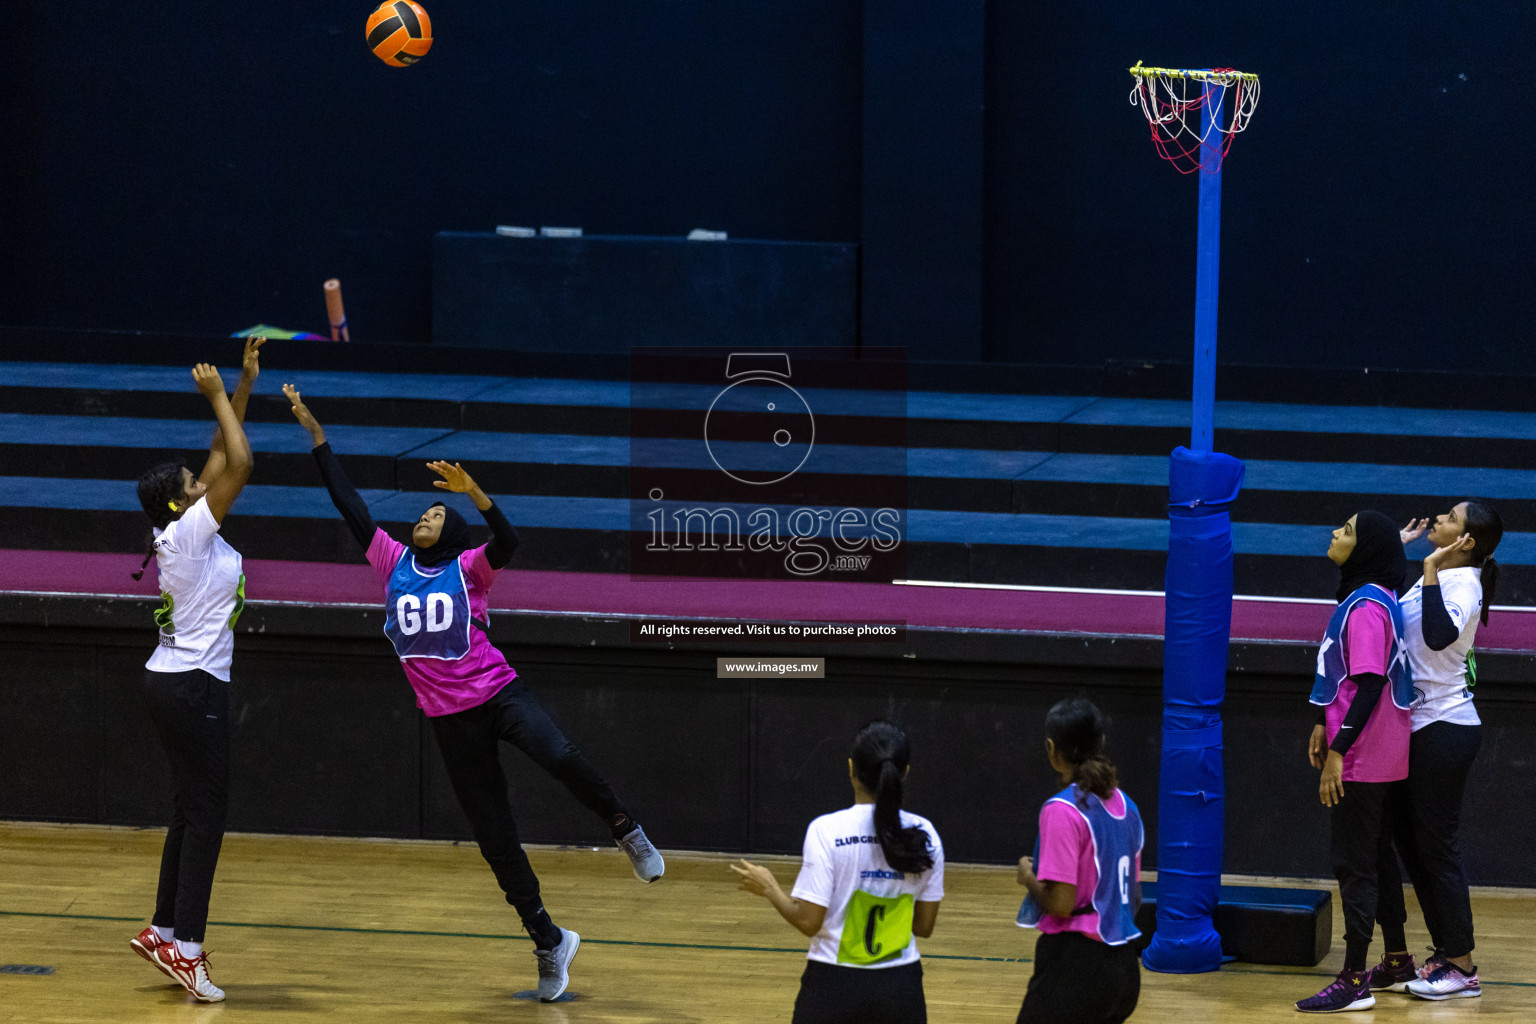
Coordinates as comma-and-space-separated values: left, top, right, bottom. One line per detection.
1400, 518, 1429, 546
729, 857, 826, 937
192, 363, 226, 400
241, 336, 266, 379
282, 383, 325, 444
427, 461, 492, 511
428, 460, 478, 494
729, 859, 777, 898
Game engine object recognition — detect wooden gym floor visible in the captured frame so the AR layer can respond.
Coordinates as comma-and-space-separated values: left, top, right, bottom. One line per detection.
3, 822, 1532, 1023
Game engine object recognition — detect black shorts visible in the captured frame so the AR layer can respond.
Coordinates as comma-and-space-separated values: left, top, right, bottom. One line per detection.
792, 958, 926, 1024
1018, 931, 1140, 1024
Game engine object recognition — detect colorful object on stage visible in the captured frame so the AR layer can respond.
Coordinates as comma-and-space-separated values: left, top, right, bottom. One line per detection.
367, 1, 432, 67
232, 325, 328, 341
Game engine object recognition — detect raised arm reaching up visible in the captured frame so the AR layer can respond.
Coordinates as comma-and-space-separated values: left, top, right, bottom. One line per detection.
198, 337, 265, 489
193, 363, 252, 524
284, 383, 377, 550
426, 460, 520, 569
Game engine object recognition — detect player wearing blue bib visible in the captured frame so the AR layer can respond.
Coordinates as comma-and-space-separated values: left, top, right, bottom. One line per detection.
283, 384, 666, 1002
1015, 698, 1142, 1024
1016, 785, 1143, 944
382, 550, 474, 661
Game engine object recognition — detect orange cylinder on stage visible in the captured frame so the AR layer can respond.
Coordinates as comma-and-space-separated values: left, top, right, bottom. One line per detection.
324, 279, 349, 342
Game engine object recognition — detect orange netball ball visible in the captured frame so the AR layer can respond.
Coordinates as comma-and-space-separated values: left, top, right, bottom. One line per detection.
366, 2, 432, 67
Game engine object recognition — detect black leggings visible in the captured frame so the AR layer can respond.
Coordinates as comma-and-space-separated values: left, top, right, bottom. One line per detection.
1376, 721, 1481, 958
428, 680, 627, 923
1018, 931, 1140, 1024
143, 669, 230, 944
1331, 779, 1392, 971
792, 959, 926, 1024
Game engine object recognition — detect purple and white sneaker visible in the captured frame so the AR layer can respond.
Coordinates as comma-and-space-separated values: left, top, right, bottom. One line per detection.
1416, 949, 1446, 980
1406, 961, 1481, 1000
1368, 952, 1417, 992
1296, 969, 1375, 1013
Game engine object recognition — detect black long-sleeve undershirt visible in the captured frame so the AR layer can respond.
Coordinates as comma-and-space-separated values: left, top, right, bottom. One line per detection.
481, 500, 520, 569
1328, 672, 1389, 756
1419, 584, 1459, 652
312, 441, 376, 551
312, 441, 519, 567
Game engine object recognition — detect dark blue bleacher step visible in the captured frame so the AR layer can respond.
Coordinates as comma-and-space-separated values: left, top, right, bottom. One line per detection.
8, 366, 1535, 467
1010, 453, 1536, 531
14, 480, 1536, 601
0, 417, 452, 492
17, 410, 1536, 530
1129, 882, 1332, 967
472, 388, 1536, 468
0, 366, 497, 429
1049, 398, 1536, 470
10, 327, 1536, 413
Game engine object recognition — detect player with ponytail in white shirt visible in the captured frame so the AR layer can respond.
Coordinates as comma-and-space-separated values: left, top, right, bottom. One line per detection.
127, 342, 262, 1003
732, 721, 944, 1024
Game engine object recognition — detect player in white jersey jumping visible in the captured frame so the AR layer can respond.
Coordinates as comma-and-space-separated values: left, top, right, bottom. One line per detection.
127, 340, 262, 1003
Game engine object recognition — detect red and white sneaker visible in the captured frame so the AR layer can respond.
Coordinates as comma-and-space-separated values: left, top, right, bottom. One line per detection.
129, 927, 175, 979
153, 944, 225, 1002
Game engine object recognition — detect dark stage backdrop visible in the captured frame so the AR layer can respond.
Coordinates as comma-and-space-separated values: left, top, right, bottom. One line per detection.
2, 2, 863, 344
4, 2, 1531, 371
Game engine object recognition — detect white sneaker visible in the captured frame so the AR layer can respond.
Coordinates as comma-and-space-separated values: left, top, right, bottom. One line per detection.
1407, 961, 1481, 1000
153, 945, 225, 1002
534, 928, 580, 1002
616, 826, 665, 882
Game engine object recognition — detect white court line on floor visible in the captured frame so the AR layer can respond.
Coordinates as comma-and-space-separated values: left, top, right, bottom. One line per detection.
891, 578, 1536, 613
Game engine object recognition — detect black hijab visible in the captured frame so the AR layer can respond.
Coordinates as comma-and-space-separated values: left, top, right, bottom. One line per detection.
411, 502, 474, 568
1336, 510, 1405, 603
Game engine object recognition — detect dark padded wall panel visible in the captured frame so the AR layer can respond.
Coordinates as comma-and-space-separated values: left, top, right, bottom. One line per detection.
1222, 684, 1331, 879
433, 234, 858, 352
225, 642, 421, 836
1458, 718, 1536, 887
0, 642, 99, 820
420, 651, 752, 852
98, 644, 174, 825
